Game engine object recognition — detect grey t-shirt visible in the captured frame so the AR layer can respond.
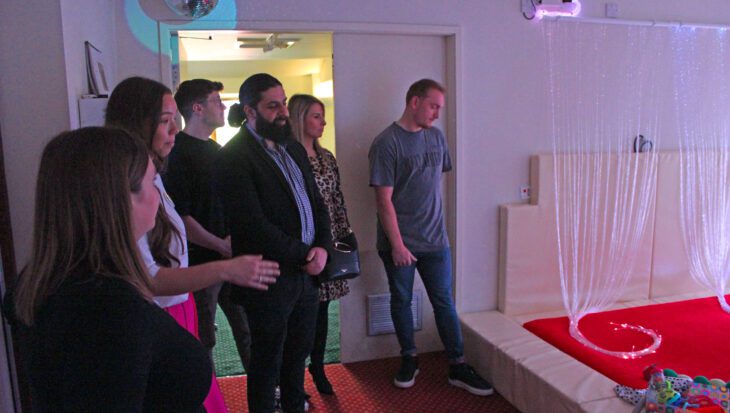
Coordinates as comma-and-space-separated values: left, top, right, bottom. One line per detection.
369, 122, 452, 252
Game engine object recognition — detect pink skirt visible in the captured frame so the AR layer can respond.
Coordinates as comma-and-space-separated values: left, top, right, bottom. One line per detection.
164, 294, 228, 413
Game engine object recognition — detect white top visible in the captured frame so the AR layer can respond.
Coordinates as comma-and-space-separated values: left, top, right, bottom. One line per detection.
137, 174, 189, 308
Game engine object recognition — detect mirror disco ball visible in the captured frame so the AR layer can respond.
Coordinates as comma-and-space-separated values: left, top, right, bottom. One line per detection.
164, 0, 219, 19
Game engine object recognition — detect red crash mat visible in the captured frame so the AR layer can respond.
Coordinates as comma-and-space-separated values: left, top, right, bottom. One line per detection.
523, 295, 730, 388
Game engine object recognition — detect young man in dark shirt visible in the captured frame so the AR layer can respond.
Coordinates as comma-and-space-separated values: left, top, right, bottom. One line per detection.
164, 79, 253, 371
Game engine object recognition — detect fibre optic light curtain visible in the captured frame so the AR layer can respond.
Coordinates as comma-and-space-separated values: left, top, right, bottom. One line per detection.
675, 28, 730, 313
544, 22, 665, 358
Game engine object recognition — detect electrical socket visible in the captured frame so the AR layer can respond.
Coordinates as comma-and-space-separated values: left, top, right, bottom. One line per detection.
520, 185, 531, 200
605, 2, 619, 18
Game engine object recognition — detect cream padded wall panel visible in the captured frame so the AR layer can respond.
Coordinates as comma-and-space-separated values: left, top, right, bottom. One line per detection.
499, 154, 656, 316
498, 154, 560, 315
650, 152, 705, 297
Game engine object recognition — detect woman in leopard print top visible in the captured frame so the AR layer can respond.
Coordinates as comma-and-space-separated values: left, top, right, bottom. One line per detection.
289, 94, 351, 395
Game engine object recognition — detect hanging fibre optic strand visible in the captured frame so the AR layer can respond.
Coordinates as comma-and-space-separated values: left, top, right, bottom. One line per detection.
545, 21, 664, 358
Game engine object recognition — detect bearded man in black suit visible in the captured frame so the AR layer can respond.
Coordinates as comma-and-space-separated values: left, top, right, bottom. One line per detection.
215, 73, 330, 413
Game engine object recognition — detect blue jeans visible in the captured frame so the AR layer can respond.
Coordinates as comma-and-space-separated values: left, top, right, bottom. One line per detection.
378, 247, 464, 361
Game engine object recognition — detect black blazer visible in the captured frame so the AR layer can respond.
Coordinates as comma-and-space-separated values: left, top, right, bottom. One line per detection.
214, 126, 331, 278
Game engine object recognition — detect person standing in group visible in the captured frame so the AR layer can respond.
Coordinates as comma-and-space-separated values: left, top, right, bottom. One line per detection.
368, 79, 493, 396
288, 94, 351, 395
166, 79, 254, 372
215, 74, 331, 413
105, 76, 281, 413
4, 127, 212, 411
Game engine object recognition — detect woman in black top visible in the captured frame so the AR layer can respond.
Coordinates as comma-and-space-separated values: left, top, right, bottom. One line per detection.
5, 127, 211, 412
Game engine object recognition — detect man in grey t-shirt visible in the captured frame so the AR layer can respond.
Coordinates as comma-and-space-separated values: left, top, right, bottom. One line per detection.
369, 79, 493, 396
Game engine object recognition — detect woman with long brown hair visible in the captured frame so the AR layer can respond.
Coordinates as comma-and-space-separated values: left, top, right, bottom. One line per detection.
106, 76, 280, 412
6, 127, 212, 411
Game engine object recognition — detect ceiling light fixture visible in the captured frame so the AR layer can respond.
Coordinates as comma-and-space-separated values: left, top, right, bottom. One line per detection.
237, 33, 300, 52
522, 0, 581, 20
536, 0, 581, 18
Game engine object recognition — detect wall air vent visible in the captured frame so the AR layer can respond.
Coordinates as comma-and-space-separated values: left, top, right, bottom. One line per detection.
367, 290, 423, 336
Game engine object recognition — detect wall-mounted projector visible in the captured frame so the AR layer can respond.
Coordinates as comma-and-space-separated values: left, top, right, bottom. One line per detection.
522, 0, 581, 20
537, 0, 581, 18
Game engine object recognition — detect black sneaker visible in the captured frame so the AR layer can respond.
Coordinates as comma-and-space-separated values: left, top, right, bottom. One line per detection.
448, 363, 494, 396
394, 355, 419, 388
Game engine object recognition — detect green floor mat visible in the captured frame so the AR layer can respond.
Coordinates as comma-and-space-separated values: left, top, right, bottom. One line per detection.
212, 300, 341, 377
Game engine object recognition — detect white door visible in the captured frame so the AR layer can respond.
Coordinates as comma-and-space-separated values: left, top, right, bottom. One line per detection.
332, 33, 450, 363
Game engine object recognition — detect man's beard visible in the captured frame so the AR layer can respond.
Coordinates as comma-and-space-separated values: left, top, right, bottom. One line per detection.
255, 113, 292, 144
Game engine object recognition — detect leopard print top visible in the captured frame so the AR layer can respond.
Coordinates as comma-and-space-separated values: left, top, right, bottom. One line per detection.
309, 147, 351, 302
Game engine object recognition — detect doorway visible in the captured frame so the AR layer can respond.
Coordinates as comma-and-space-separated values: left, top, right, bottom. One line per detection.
175, 30, 339, 376
176, 31, 336, 151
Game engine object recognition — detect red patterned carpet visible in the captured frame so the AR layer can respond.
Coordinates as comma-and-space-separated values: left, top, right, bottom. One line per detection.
218, 352, 519, 412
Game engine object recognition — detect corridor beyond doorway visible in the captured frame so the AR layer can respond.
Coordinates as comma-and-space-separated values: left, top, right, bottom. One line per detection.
176, 30, 341, 377
176, 30, 336, 153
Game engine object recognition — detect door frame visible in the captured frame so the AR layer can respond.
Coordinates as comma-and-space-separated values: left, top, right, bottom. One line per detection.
157, 20, 467, 310
0, 120, 20, 412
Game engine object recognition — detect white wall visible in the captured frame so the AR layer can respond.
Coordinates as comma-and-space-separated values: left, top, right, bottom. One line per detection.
60, 0, 118, 129
0, 2, 70, 410
0, 0, 118, 268
0, 0, 71, 270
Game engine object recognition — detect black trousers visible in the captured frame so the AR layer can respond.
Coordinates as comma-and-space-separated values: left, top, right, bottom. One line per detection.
241, 273, 319, 413
309, 299, 330, 367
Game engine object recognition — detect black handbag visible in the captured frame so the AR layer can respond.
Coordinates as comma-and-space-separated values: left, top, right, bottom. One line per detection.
321, 231, 360, 282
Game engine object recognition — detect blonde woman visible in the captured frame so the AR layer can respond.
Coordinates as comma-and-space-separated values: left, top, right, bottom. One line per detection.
288, 94, 352, 395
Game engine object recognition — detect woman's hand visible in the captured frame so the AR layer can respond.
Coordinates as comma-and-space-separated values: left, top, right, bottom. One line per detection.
303, 247, 328, 276
222, 255, 280, 290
